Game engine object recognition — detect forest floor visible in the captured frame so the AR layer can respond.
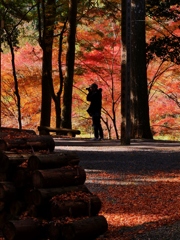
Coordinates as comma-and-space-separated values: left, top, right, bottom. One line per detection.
55, 138, 180, 240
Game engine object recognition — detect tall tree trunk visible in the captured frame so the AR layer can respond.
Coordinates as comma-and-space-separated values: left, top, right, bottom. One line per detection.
6, 31, 22, 129
121, 0, 131, 145
131, 0, 153, 139
52, 20, 67, 128
39, 0, 56, 130
61, 0, 78, 129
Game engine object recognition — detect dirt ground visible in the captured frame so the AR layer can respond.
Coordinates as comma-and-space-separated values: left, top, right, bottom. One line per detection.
54, 138, 180, 240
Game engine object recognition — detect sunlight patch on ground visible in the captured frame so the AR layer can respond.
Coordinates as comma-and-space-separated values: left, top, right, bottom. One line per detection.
85, 169, 180, 185
103, 213, 165, 227
86, 178, 146, 185
56, 145, 127, 152
85, 169, 103, 173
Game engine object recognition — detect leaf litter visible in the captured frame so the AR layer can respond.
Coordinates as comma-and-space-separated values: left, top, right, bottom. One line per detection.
85, 170, 180, 239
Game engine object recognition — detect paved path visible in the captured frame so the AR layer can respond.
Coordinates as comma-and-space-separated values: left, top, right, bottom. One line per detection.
54, 138, 180, 176
54, 137, 180, 153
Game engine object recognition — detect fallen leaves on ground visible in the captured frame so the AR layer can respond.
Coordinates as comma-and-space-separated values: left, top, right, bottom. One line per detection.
86, 170, 180, 239
51, 191, 94, 205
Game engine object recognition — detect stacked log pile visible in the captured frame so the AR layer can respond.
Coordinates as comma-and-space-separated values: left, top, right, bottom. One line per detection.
0, 128, 108, 240
0, 127, 55, 153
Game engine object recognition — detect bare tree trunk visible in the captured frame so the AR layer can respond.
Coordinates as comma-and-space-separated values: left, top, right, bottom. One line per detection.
62, 0, 78, 128
38, 0, 56, 130
52, 20, 67, 128
5, 31, 22, 129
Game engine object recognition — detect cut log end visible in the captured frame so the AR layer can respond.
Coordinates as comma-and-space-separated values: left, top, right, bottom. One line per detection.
0, 151, 9, 172
32, 166, 86, 188
28, 152, 80, 171
51, 192, 102, 218
0, 140, 8, 151
49, 215, 108, 240
32, 171, 44, 189
62, 215, 108, 240
3, 218, 42, 240
0, 135, 55, 152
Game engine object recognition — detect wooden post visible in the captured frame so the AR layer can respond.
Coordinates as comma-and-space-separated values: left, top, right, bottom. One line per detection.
121, 0, 131, 145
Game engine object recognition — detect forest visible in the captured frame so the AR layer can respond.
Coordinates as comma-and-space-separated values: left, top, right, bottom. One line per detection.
0, 0, 180, 140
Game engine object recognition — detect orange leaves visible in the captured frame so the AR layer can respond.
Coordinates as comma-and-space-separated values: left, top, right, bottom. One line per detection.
87, 171, 180, 239
51, 191, 93, 206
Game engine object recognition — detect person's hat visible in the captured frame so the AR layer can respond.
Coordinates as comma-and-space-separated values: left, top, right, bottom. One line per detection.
90, 83, 98, 89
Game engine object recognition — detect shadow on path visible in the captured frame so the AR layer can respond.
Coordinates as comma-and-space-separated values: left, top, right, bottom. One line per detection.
54, 138, 180, 240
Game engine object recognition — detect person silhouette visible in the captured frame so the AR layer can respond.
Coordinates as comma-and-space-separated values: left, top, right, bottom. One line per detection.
86, 83, 104, 140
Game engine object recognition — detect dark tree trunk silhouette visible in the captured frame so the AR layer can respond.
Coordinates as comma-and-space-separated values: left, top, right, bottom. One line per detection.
121, 0, 131, 145
5, 30, 22, 129
131, 0, 153, 139
61, 0, 78, 129
38, 0, 56, 130
51, 20, 67, 128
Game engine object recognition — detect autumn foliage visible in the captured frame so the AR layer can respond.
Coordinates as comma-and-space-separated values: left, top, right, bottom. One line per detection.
86, 169, 180, 239
0, 3, 180, 140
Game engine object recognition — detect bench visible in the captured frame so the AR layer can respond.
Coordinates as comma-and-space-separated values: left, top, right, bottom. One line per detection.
38, 126, 81, 137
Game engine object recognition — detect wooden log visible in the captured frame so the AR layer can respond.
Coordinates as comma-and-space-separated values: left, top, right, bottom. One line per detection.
32, 166, 86, 188
0, 135, 55, 152
0, 172, 6, 181
24, 205, 39, 218
51, 193, 102, 218
2, 152, 41, 181
0, 151, 9, 172
2, 218, 43, 240
38, 126, 81, 137
27, 186, 91, 219
48, 215, 108, 240
0, 140, 7, 151
0, 201, 4, 211
0, 127, 36, 136
29, 185, 90, 206
9, 200, 26, 217
13, 168, 32, 188
62, 215, 108, 240
0, 182, 16, 200
0, 132, 10, 139
5, 152, 34, 167
48, 221, 62, 240
26, 135, 55, 152
28, 152, 80, 171
0, 210, 10, 230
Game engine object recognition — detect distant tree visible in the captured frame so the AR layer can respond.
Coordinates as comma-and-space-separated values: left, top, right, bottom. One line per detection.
146, 1, 180, 65
75, 16, 121, 139
0, 1, 34, 129
52, 20, 67, 128
4, 25, 22, 129
146, 1, 180, 138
